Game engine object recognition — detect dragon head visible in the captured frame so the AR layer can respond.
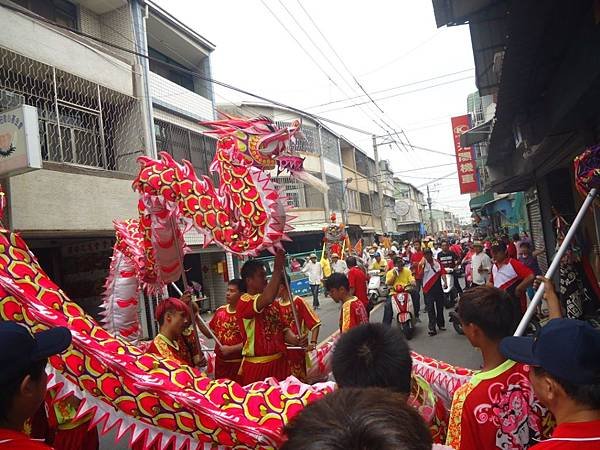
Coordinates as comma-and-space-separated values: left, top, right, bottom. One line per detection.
201, 115, 302, 170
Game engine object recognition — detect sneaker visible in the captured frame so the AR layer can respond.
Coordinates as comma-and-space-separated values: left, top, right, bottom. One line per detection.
439, 326, 446, 331
428, 330, 437, 336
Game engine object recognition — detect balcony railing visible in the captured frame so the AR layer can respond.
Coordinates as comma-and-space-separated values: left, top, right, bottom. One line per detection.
0, 46, 145, 174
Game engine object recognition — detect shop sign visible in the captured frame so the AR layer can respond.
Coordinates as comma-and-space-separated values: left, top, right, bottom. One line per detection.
451, 115, 478, 194
0, 105, 42, 177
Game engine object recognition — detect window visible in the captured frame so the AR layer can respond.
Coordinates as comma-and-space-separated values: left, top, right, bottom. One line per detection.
360, 192, 371, 213
15, 0, 78, 30
321, 129, 340, 163
149, 47, 195, 93
275, 122, 319, 154
347, 189, 359, 211
305, 185, 325, 209
326, 175, 343, 211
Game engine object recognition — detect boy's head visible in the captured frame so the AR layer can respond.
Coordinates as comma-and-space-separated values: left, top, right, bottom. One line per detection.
282, 387, 432, 450
491, 241, 507, 262
413, 240, 421, 251
441, 241, 449, 252
0, 322, 72, 425
155, 297, 191, 336
423, 248, 433, 263
393, 256, 403, 269
240, 259, 267, 294
324, 273, 350, 303
226, 279, 243, 306
332, 323, 412, 394
519, 241, 531, 255
331, 253, 339, 262
512, 233, 521, 242
346, 256, 357, 268
374, 252, 381, 262
501, 318, 600, 415
457, 286, 515, 346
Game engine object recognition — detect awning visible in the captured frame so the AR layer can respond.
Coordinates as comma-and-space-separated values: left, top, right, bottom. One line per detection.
288, 223, 328, 234
482, 193, 510, 208
469, 191, 494, 210
460, 118, 493, 148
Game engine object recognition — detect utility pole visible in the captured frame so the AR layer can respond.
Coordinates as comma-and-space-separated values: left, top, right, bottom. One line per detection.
427, 184, 434, 235
372, 135, 387, 234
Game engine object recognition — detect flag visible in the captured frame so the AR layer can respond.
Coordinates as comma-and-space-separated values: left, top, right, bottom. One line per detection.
354, 238, 363, 255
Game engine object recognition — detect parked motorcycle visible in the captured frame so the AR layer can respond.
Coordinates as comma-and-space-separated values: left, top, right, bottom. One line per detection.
390, 286, 416, 340
367, 270, 389, 306
442, 267, 459, 308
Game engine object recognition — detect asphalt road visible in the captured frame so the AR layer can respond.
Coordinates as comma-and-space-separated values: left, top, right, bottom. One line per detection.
101, 286, 480, 449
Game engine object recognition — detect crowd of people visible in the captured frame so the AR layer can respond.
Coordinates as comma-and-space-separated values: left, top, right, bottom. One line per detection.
2, 234, 600, 449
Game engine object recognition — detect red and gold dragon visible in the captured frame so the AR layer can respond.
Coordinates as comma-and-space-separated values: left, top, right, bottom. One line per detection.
0, 119, 474, 449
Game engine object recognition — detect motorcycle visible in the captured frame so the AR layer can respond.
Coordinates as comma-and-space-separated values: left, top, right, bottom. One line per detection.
390, 286, 416, 339
367, 270, 389, 307
442, 267, 459, 308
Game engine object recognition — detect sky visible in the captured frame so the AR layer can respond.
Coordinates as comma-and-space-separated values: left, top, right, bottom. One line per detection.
155, 0, 477, 220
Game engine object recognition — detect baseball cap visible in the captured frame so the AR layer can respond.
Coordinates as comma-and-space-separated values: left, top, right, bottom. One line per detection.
309, 253, 317, 258
0, 322, 72, 384
500, 318, 600, 385
473, 240, 483, 247
331, 253, 339, 258
374, 252, 381, 257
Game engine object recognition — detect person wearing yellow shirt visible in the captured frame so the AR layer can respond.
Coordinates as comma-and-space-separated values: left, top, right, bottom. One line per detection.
382, 256, 416, 326
369, 252, 387, 273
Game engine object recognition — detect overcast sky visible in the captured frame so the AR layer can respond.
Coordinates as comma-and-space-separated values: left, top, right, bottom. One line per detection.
155, 0, 477, 218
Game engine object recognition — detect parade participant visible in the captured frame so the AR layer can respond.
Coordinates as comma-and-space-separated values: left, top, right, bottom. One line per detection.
330, 253, 348, 274
208, 279, 244, 382
438, 241, 463, 296
302, 253, 323, 310
324, 273, 368, 333
383, 256, 416, 326
410, 240, 425, 318
391, 241, 399, 254
470, 241, 492, 287
277, 276, 321, 381
332, 323, 412, 393
509, 234, 520, 259
450, 239, 463, 260
44, 390, 98, 450
518, 242, 544, 300
501, 319, 600, 449
178, 291, 208, 368
290, 257, 302, 272
0, 322, 72, 450
369, 252, 387, 273
419, 249, 447, 336
386, 250, 396, 270
147, 297, 197, 366
237, 250, 301, 384
433, 241, 443, 259
488, 242, 534, 329
282, 388, 433, 450
446, 286, 552, 450
346, 256, 369, 312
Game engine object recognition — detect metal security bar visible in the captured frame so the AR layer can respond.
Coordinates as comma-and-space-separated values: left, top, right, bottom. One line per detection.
0, 46, 144, 173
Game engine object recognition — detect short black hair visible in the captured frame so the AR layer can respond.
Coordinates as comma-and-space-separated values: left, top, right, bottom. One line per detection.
0, 357, 47, 422
393, 256, 403, 266
282, 388, 432, 450
333, 324, 412, 394
324, 273, 349, 291
457, 285, 515, 339
519, 241, 532, 249
228, 278, 243, 291
491, 241, 507, 254
240, 260, 265, 292
512, 233, 521, 241
533, 366, 600, 409
346, 256, 357, 268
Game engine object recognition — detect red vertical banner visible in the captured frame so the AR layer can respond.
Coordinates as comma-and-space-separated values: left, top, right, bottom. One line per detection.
451, 115, 478, 194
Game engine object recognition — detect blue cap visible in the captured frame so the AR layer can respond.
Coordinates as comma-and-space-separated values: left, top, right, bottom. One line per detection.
500, 318, 600, 385
0, 322, 72, 384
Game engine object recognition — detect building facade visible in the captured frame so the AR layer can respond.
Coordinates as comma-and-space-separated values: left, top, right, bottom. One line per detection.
393, 178, 425, 240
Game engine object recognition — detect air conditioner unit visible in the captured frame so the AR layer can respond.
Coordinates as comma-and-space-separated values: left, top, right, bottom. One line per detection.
0, 90, 25, 112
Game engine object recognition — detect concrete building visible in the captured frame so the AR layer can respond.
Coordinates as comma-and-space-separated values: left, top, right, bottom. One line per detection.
218, 102, 388, 249
0, 0, 152, 318
393, 178, 425, 240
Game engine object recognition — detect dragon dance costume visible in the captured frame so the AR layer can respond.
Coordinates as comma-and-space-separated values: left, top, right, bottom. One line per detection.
209, 304, 243, 382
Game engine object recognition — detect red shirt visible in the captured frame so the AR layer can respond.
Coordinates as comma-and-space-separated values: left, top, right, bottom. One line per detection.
347, 266, 369, 307
147, 333, 194, 366
278, 296, 321, 336
0, 429, 52, 449
531, 420, 600, 449
410, 251, 425, 279
339, 296, 368, 333
236, 293, 287, 357
450, 244, 463, 259
446, 360, 552, 450
209, 304, 243, 360
507, 242, 518, 259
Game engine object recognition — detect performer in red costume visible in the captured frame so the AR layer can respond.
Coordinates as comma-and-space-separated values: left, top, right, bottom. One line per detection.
324, 273, 368, 333
209, 279, 244, 382
237, 250, 304, 384
277, 275, 321, 382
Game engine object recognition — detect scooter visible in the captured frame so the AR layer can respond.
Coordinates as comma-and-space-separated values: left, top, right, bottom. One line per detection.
442, 267, 459, 308
367, 270, 389, 306
390, 286, 416, 340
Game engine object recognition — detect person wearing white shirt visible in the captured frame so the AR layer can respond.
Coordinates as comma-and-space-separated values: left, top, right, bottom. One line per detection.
302, 253, 323, 309
330, 253, 348, 275
470, 241, 492, 286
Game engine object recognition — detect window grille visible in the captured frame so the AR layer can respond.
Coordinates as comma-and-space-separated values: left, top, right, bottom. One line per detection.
360, 192, 371, 213
320, 128, 340, 163
274, 121, 319, 154
0, 46, 145, 173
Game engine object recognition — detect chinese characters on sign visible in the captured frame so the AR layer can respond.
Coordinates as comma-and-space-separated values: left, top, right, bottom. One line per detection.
451, 115, 478, 194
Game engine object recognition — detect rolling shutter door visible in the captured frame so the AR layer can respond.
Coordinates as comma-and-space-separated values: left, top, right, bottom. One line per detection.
527, 199, 548, 274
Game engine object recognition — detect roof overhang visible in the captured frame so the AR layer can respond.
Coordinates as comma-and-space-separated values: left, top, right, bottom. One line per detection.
460, 118, 493, 147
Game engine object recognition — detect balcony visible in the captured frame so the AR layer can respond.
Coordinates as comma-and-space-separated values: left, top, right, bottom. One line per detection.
149, 71, 214, 122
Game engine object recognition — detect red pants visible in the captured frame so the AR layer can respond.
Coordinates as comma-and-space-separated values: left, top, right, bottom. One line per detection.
240, 354, 290, 385
287, 349, 307, 382
215, 357, 242, 383
53, 425, 99, 450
